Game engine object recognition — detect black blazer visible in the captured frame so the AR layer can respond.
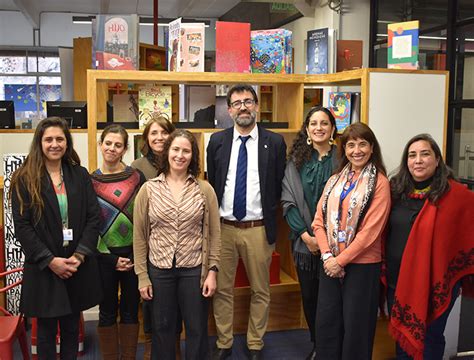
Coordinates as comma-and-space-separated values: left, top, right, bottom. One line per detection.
206, 125, 286, 244
11, 162, 102, 318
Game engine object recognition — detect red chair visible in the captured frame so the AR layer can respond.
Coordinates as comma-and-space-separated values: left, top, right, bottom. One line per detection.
0, 268, 29, 360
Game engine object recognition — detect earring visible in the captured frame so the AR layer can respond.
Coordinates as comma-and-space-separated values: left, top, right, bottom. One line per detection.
307, 136, 312, 145
329, 136, 334, 146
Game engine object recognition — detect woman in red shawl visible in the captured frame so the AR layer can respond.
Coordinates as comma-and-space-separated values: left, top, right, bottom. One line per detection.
386, 133, 474, 359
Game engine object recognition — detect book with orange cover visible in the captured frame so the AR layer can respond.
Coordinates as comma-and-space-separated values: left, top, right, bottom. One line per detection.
216, 21, 251, 73
336, 40, 363, 72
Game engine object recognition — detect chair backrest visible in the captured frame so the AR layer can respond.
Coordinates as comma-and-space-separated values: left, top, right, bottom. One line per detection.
0, 268, 23, 316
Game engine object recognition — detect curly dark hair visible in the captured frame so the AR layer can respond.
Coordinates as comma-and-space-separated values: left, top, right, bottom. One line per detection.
336, 123, 386, 176
158, 129, 200, 177
288, 106, 337, 170
390, 133, 454, 204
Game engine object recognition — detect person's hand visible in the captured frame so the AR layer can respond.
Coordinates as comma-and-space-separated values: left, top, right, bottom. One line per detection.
301, 232, 319, 254
202, 270, 217, 297
140, 285, 153, 301
48, 257, 78, 279
116, 257, 134, 272
66, 255, 81, 269
323, 257, 345, 278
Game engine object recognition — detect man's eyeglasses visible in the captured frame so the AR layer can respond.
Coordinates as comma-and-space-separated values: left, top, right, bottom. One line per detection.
230, 99, 256, 109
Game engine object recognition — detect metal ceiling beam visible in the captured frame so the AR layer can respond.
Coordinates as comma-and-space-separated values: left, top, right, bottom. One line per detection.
12, 0, 40, 29
99, 0, 110, 14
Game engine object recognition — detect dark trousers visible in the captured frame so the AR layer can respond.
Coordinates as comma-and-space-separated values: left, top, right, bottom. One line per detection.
296, 265, 319, 342
149, 263, 209, 360
315, 262, 381, 360
37, 312, 80, 360
98, 259, 140, 326
387, 283, 460, 360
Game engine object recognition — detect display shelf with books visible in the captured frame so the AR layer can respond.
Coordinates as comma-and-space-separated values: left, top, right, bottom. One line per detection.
82, 68, 448, 333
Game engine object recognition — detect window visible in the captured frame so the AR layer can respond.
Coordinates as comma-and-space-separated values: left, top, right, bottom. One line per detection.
0, 49, 61, 128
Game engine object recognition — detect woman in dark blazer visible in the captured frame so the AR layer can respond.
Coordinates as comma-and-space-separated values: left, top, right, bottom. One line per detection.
10, 117, 102, 359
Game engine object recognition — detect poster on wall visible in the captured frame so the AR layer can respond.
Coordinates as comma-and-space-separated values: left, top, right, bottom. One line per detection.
3, 154, 27, 315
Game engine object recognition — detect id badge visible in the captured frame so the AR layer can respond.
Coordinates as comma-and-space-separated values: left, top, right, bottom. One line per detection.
63, 228, 73, 242
338, 230, 346, 243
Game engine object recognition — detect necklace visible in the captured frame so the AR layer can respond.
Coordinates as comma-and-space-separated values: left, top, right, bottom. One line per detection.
408, 185, 431, 199
49, 168, 63, 189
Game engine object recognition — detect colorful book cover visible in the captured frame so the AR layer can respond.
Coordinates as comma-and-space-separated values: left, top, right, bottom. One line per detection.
138, 85, 172, 128
168, 18, 181, 71
336, 40, 363, 72
387, 20, 419, 69
328, 92, 351, 133
94, 14, 139, 70
179, 23, 205, 72
307, 28, 329, 74
251, 29, 292, 74
215, 21, 251, 73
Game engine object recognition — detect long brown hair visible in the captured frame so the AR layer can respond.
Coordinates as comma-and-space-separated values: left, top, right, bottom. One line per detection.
158, 129, 200, 177
336, 123, 386, 175
140, 115, 176, 156
10, 117, 80, 219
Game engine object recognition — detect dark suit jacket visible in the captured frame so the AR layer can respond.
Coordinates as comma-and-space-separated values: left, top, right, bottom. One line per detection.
11, 162, 102, 318
206, 125, 286, 244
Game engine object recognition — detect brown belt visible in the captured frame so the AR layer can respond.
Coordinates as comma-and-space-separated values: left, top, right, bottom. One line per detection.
221, 218, 265, 229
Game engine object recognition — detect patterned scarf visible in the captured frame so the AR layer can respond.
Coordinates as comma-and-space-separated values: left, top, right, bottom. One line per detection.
321, 162, 377, 255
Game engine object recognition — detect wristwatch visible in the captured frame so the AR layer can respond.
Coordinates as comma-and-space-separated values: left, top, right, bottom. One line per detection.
321, 252, 333, 262
209, 265, 218, 272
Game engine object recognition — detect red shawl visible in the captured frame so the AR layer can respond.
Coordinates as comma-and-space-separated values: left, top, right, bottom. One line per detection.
389, 180, 474, 359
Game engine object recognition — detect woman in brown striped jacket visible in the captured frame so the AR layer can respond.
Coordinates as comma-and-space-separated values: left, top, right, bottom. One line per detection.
133, 129, 221, 360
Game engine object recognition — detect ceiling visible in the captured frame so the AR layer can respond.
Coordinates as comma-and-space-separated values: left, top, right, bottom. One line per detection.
0, 0, 243, 28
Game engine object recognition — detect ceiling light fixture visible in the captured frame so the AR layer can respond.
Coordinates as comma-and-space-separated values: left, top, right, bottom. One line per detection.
72, 16, 210, 27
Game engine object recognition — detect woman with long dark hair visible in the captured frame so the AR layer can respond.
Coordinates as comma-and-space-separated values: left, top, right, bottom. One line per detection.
133, 129, 221, 360
312, 122, 391, 360
10, 117, 102, 359
385, 134, 474, 359
281, 106, 337, 360
91, 125, 146, 359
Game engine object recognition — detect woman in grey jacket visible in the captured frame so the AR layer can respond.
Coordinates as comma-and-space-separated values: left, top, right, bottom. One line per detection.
281, 106, 337, 360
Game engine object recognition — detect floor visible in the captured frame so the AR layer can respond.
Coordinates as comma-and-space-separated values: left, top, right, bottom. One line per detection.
12, 318, 396, 359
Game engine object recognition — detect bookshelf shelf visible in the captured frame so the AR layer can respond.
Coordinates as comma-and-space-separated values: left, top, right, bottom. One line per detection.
82, 67, 448, 333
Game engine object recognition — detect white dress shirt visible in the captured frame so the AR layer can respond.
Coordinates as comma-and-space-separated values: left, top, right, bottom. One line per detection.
220, 125, 263, 221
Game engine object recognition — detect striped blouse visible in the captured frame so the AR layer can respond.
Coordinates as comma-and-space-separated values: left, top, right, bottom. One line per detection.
147, 173, 205, 269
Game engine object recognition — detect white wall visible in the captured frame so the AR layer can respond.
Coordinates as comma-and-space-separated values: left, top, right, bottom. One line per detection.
339, 0, 370, 68
0, 11, 214, 49
0, 11, 33, 46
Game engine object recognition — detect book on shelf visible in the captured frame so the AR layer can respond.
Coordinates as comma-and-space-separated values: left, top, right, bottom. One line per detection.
387, 20, 419, 69
93, 14, 139, 70
168, 18, 181, 71
350, 93, 361, 124
328, 92, 352, 133
138, 85, 172, 128
307, 28, 328, 74
112, 94, 139, 123
216, 21, 251, 73
336, 40, 363, 72
168, 18, 205, 72
250, 29, 293, 74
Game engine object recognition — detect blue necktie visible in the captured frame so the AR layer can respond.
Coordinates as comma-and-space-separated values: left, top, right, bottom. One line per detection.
233, 135, 250, 221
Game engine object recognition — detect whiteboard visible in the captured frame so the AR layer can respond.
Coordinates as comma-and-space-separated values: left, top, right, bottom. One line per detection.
368, 72, 447, 175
